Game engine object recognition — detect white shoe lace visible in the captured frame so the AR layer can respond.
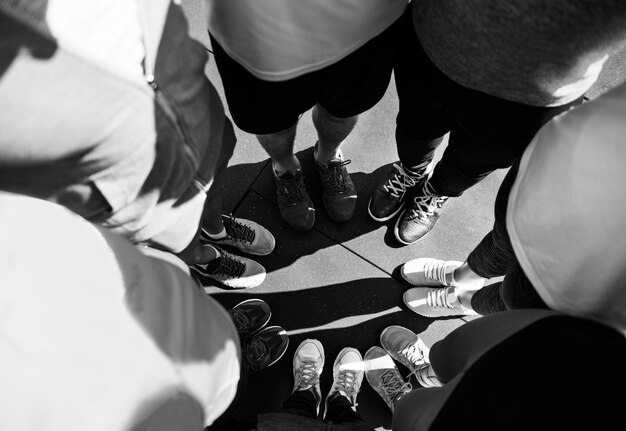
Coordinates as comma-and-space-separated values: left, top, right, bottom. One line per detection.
332, 369, 360, 403
383, 163, 421, 197
398, 343, 428, 375
423, 260, 451, 286
426, 287, 459, 310
377, 369, 412, 408
295, 360, 320, 391
411, 182, 448, 221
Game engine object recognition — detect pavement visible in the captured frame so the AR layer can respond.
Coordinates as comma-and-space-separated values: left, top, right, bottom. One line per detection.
180, 2, 626, 430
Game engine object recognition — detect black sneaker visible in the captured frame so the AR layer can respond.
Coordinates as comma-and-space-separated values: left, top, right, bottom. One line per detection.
394, 181, 449, 245
190, 246, 266, 289
314, 142, 357, 222
368, 162, 432, 222
273, 166, 315, 231
229, 299, 272, 338
244, 325, 289, 374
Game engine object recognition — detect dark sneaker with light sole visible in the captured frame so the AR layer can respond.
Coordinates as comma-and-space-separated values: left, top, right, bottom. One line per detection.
368, 162, 432, 222
201, 214, 275, 256
395, 181, 449, 245
273, 166, 315, 231
380, 326, 430, 377
244, 325, 289, 374
229, 299, 272, 338
314, 142, 357, 222
190, 246, 266, 289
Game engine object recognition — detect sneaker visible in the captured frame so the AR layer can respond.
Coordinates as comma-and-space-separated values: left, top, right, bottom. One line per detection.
273, 165, 315, 231
403, 287, 478, 318
190, 246, 266, 289
401, 258, 485, 288
368, 162, 432, 222
324, 347, 364, 419
201, 214, 275, 256
293, 339, 325, 414
414, 364, 442, 388
314, 142, 357, 222
380, 326, 429, 378
364, 346, 412, 413
229, 298, 271, 338
395, 182, 449, 245
244, 325, 289, 374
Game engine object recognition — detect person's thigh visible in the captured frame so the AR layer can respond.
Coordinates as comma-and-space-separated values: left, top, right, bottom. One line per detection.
209, 34, 317, 135
317, 7, 406, 120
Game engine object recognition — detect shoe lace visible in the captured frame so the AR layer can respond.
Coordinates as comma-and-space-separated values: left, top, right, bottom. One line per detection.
333, 368, 360, 401
399, 343, 427, 374
320, 159, 351, 193
209, 250, 246, 278
277, 171, 307, 205
377, 369, 412, 405
295, 360, 320, 390
423, 261, 449, 285
426, 287, 457, 310
230, 308, 252, 333
224, 214, 256, 244
410, 182, 448, 221
383, 163, 420, 197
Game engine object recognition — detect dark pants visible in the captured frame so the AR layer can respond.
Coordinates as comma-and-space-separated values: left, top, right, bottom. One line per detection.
464, 160, 549, 314
281, 390, 364, 424
394, 11, 581, 197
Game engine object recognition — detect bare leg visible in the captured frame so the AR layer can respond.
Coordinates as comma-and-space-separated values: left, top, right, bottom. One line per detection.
256, 122, 300, 172
312, 104, 357, 164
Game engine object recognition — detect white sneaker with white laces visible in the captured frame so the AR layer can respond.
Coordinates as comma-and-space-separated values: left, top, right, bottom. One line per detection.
293, 339, 325, 414
324, 347, 364, 418
403, 286, 478, 318
401, 258, 485, 289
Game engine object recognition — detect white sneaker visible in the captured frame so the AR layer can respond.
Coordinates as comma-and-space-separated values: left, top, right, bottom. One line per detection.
293, 339, 325, 414
324, 347, 364, 418
191, 246, 266, 289
401, 258, 485, 288
201, 214, 275, 256
403, 286, 477, 318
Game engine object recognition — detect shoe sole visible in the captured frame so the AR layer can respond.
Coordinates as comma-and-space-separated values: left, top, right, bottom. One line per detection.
230, 298, 272, 336
367, 197, 405, 222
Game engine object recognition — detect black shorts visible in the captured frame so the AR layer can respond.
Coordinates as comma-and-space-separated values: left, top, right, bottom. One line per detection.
209, 9, 405, 135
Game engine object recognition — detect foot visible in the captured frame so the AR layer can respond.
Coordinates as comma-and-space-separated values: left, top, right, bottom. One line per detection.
324, 347, 364, 419
190, 246, 266, 289
314, 142, 357, 222
364, 346, 412, 413
273, 165, 315, 231
201, 214, 275, 256
368, 162, 432, 222
403, 287, 478, 318
380, 326, 429, 377
400, 258, 485, 288
293, 339, 325, 414
228, 298, 272, 338
244, 325, 289, 374
395, 182, 449, 245
414, 364, 442, 388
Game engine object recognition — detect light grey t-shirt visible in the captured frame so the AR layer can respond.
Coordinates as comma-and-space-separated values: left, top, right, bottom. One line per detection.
414, 0, 626, 106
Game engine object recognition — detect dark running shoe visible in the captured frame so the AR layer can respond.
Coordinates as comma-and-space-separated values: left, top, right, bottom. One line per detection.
229, 298, 272, 338
394, 181, 449, 245
368, 162, 432, 222
244, 325, 289, 374
273, 166, 315, 231
314, 142, 357, 222
190, 246, 266, 289
200, 214, 275, 256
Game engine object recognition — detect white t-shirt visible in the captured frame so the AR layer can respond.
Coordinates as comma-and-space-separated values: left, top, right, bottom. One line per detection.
0, 193, 241, 430
206, 0, 408, 81
507, 82, 626, 335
